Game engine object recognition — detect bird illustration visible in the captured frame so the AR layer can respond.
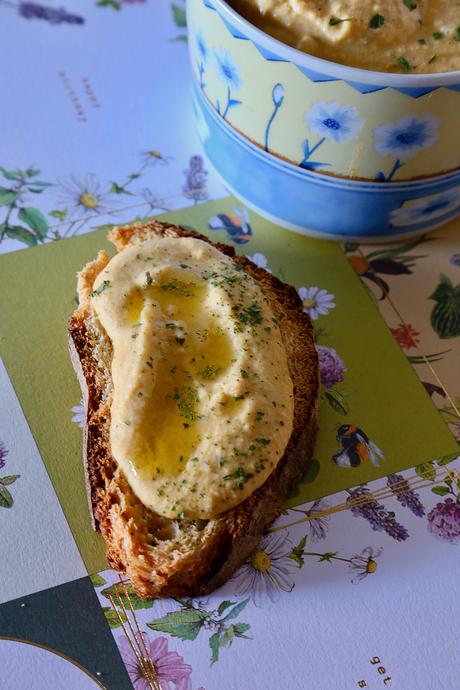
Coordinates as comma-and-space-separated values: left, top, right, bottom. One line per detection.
208, 206, 253, 244
332, 425, 384, 468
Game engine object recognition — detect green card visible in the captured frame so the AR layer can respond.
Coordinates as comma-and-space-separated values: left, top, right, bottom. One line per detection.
0, 198, 456, 573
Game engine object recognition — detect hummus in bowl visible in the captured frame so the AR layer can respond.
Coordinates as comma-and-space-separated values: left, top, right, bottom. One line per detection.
231, 0, 460, 73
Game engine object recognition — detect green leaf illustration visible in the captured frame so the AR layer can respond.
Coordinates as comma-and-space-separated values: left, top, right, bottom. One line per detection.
147, 609, 208, 641
0, 166, 21, 181
0, 475, 20, 485
110, 182, 134, 196
101, 583, 153, 611
319, 551, 338, 562
90, 573, 107, 588
221, 598, 249, 622
217, 600, 235, 616
430, 275, 460, 339
219, 626, 235, 648
4, 225, 38, 246
209, 632, 220, 664
431, 486, 450, 496
170, 34, 188, 43
171, 3, 187, 27
288, 535, 307, 568
437, 452, 460, 466
97, 0, 121, 9
0, 485, 13, 508
49, 208, 68, 222
18, 207, 48, 238
0, 191, 20, 206
26, 167, 40, 177
102, 606, 127, 629
415, 461, 436, 481
325, 388, 349, 415
233, 622, 251, 637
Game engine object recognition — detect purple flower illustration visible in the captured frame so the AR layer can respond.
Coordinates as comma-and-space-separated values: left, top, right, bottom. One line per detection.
118, 633, 192, 690
71, 400, 85, 428
230, 530, 296, 605
316, 345, 346, 389
347, 485, 409, 541
428, 498, 460, 543
387, 473, 425, 517
182, 155, 208, 205
19, 2, 84, 24
0, 441, 7, 471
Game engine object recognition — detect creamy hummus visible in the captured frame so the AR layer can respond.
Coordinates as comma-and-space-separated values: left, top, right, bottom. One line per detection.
91, 237, 294, 520
232, 0, 460, 73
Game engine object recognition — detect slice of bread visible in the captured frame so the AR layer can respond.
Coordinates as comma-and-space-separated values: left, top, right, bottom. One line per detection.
68, 220, 319, 598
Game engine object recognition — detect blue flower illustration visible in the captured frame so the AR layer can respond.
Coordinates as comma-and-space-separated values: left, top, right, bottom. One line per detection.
196, 32, 208, 63
214, 49, 243, 91
305, 101, 364, 143
214, 49, 243, 119
264, 83, 285, 152
390, 187, 460, 227
195, 32, 208, 89
300, 101, 363, 169
373, 114, 439, 160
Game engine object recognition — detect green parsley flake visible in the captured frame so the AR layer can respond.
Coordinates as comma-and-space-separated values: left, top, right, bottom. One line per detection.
145, 271, 153, 286
256, 438, 271, 446
455, 26, 460, 42
223, 467, 254, 490
329, 16, 353, 26
90, 280, 111, 297
432, 32, 443, 41
369, 14, 384, 29
396, 56, 411, 72
198, 364, 221, 381
403, 0, 417, 10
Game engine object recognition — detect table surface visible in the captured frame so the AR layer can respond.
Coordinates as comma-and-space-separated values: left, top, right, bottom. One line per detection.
0, 3, 460, 690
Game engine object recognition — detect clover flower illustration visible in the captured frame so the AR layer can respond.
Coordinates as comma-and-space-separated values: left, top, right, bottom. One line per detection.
349, 546, 383, 584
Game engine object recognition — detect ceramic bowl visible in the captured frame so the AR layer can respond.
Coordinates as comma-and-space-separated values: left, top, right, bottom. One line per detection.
186, 0, 460, 241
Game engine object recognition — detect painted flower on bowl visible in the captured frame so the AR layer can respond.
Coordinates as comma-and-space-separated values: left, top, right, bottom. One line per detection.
373, 114, 439, 160
390, 187, 460, 227
119, 633, 192, 690
427, 497, 460, 543
214, 49, 242, 91
316, 345, 346, 389
195, 32, 208, 64
305, 101, 364, 143
231, 530, 296, 605
349, 546, 383, 584
297, 286, 335, 320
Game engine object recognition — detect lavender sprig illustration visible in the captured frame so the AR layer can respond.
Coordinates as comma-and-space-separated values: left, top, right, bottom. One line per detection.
347, 485, 409, 541
183, 155, 208, 205
387, 473, 425, 517
17, 2, 84, 24
0, 441, 20, 509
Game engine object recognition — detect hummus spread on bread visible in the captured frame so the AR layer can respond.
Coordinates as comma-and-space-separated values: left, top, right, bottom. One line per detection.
90, 236, 294, 520
231, 0, 460, 73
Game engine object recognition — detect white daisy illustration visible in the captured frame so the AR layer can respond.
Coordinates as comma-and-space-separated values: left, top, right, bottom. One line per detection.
297, 286, 336, 320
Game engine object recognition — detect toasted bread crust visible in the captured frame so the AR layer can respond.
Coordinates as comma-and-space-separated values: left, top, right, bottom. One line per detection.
68, 220, 319, 597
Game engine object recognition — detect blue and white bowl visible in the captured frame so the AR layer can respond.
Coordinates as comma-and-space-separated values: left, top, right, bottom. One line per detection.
187, 0, 460, 241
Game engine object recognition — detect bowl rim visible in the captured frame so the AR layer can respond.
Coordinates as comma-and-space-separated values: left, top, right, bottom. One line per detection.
201, 0, 460, 87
